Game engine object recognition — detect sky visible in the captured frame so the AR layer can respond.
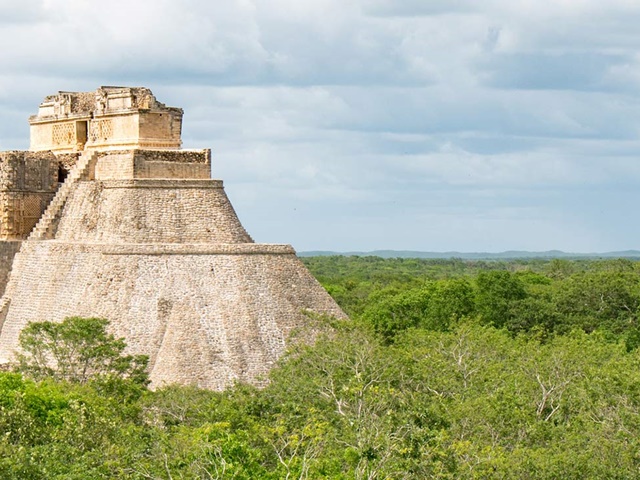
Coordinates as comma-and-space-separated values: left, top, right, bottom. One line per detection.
1, 0, 640, 253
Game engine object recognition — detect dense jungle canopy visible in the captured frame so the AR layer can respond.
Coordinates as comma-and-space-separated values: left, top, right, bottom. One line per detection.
2, 256, 640, 479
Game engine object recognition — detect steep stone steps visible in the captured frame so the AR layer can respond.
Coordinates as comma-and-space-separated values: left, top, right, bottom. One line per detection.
29, 151, 97, 240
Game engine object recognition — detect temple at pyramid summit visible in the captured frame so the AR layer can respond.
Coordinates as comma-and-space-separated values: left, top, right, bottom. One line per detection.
0, 87, 346, 389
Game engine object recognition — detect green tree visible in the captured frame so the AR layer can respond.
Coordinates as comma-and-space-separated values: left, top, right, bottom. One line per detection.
422, 278, 475, 330
475, 271, 527, 329
361, 278, 475, 340
552, 271, 640, 334
17, 317, 148, 386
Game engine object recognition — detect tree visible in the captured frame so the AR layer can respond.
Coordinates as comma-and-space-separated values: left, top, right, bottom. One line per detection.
475, 271, 527, 329
16, 317, 148, 385
552, 271, 640, 334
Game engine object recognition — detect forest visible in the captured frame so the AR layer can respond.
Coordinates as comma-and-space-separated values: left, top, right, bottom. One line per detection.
2, 256, 640, 478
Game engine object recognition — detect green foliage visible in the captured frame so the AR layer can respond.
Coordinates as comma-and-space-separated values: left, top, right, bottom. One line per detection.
552, 271, 640, 334
362, 286, 431, 339
0, 373, 151, 479
302, 255, 554, 317
3, 318, 640, 478
3, 257, 640, 477
17, 317, 148, 386
307, 255, 640, 341
362, 278, 475, 340
475, 270, 527, 328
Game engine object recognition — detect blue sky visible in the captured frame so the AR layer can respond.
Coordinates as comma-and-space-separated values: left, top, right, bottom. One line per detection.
1, 0, 640, 252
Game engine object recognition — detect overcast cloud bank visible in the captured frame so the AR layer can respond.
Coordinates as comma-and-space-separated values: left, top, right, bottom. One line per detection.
1, 0, 639, 251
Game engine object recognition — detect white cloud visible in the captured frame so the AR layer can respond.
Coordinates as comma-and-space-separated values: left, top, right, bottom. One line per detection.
1, 0, 640, 251
0, 0, 45, 24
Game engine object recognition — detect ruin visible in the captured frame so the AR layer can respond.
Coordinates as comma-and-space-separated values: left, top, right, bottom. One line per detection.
0, 87, 345, 389
30, 87, 183, 153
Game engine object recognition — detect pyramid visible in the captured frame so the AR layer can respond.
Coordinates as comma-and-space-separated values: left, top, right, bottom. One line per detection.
0, 87, 345, 389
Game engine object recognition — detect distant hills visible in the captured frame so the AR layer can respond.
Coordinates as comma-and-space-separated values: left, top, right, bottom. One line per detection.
298, 250, 640, 259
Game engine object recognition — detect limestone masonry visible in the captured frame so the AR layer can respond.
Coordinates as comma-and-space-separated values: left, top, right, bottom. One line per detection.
0, 87, 346, 389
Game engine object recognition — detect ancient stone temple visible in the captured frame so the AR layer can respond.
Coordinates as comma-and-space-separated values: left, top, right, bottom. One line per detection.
0, 87, 345, 389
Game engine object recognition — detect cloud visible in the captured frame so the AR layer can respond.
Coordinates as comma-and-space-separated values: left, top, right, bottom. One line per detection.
0, 0, 45, 24
478, 52, 628, 91
1, 1, 640, 251
363, 0, 482, 17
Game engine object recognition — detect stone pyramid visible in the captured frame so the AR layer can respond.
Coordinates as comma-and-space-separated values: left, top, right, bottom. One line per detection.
0, 87, 345, 389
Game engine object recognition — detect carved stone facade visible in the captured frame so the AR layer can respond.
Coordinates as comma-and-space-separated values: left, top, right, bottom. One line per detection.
30, 87, 183, 153
0, 88, 346, 390
0, 151, 59, 240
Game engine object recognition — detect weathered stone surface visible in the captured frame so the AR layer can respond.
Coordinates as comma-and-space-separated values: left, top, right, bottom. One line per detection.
0, 241, 341, 389
0, 87, 346, 389
30, 87, 183, 153
0, 241, 21, 297
55, 179, 253, 244
94, 149, 211, 180
0, 151, 58, 240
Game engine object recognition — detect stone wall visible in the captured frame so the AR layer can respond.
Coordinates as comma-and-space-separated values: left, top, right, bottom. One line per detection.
29, 121, 82, 153
132, 149, 210, 179
0, 241, 21, 297
0, 192, 55, 239
29, 88, 184, 153
54, 179, 253, 244
0, 151, 58, 191
0, 151, 58, 239
0, 241, 345, 389
138, 111, 182, 146
89, 115, 136, 149
93, 152, 134, 179
94, 150, 211, 180
56, 153, 81, 172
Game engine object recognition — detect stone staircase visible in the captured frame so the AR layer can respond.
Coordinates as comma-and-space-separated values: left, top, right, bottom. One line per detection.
29, 151, 97, 240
